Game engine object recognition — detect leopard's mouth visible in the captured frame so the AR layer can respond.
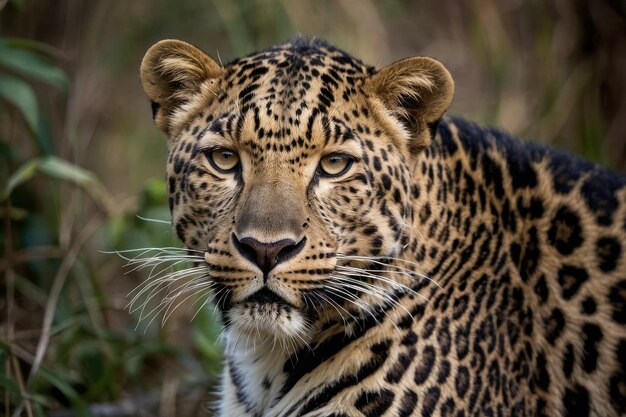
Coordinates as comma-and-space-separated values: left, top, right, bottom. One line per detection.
244, 287, 284, 303
238, 287, 295, 309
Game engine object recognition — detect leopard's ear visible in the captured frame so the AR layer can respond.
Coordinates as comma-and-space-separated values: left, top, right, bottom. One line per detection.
140, 39, 223, 134
367, 56, 454, 153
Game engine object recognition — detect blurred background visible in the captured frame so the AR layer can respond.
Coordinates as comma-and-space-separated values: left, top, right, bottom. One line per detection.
1, 0, 625, 415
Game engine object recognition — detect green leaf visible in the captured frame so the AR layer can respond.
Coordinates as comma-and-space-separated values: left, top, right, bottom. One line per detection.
33, 403, 46, 417
32, 114, 55, 155
37, 366, 89, 416
2, 156, 113, 214
28, 393, 56, 408
0, 73, 40, 136
2, 158, 40, 201
39, 156, 113, 210
37, 367, 79, 400
0, 74, 55, 155
0, 40, 69, 91
4, 37, 61, 60
39, 156, 96, 186
0, 373, 21, 397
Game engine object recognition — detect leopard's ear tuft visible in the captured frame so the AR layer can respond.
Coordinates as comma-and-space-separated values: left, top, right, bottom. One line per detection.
367, 56, 454, 153
140, 39, 223, 134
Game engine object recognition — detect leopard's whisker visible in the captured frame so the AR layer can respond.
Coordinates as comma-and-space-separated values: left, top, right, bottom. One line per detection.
329, 274, 415, 317
323, 285, 385, 327
213, 287, 229, 319
334, 266, 432, 304
146, 279, 211, 328
336, 263, 427, 284
323, 284, 378, 317
134, 282, 174, 323
128, 267, 208, 313
135, 215, 172, 225
128, 265, 207, 303
127, 260, 209, 328
308, 290, 355, 326
321, 292, 354, 326
128, 257, 204, 272
112, 250, 204, 272
337, 253, 432, 276
327, 278, 406, 334
157, 276, 214, 308
328, 276, 390, 301
114, 246, 202, 259
336, 254, 440, 287
122, 259, 204, 286
393, 219, 425, 242
162, 280, 215, 324
189, 289, 216, 322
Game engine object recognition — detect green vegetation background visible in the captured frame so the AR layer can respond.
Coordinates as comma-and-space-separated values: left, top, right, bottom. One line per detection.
1, 0, 625, 415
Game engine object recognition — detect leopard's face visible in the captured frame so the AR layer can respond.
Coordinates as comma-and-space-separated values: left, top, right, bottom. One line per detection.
141, 38, 453, 347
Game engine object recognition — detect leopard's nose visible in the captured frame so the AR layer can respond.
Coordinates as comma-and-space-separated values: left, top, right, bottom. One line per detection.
232, 234, 306, 274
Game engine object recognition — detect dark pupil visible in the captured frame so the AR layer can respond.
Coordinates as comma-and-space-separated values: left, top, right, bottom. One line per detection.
329, 156, 342, 165
221, 152, 232, 160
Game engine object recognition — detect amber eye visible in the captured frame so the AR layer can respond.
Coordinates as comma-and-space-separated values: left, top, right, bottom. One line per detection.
207, 148, 240, 172
318, 153, 354, 177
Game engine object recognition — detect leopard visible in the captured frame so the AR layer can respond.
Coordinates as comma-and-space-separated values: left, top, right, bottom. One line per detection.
139, 36, 626, 417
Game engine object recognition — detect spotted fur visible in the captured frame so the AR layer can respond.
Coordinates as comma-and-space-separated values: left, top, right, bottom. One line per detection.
140, 37, 626, 417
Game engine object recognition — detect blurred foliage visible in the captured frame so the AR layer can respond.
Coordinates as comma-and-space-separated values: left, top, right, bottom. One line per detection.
1, 0, 625, 416
1, 2, 222, 415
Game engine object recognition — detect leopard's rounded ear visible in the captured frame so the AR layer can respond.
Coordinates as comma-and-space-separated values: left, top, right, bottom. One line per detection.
367, 56, 454, 152
140, 39, 223, 134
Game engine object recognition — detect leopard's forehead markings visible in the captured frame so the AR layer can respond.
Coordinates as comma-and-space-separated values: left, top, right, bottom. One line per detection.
226, 38, 373, 85
204, 39, 375, 159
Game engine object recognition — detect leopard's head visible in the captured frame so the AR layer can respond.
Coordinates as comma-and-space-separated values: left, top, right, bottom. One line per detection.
140, 38, 453, 349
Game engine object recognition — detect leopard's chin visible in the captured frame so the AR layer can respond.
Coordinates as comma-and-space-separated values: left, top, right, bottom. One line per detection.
224, 302, 311, 350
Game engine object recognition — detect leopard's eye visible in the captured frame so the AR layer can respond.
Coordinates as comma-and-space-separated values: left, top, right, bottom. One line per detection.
318, 153, 354, 177
207, 148, 240, 173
